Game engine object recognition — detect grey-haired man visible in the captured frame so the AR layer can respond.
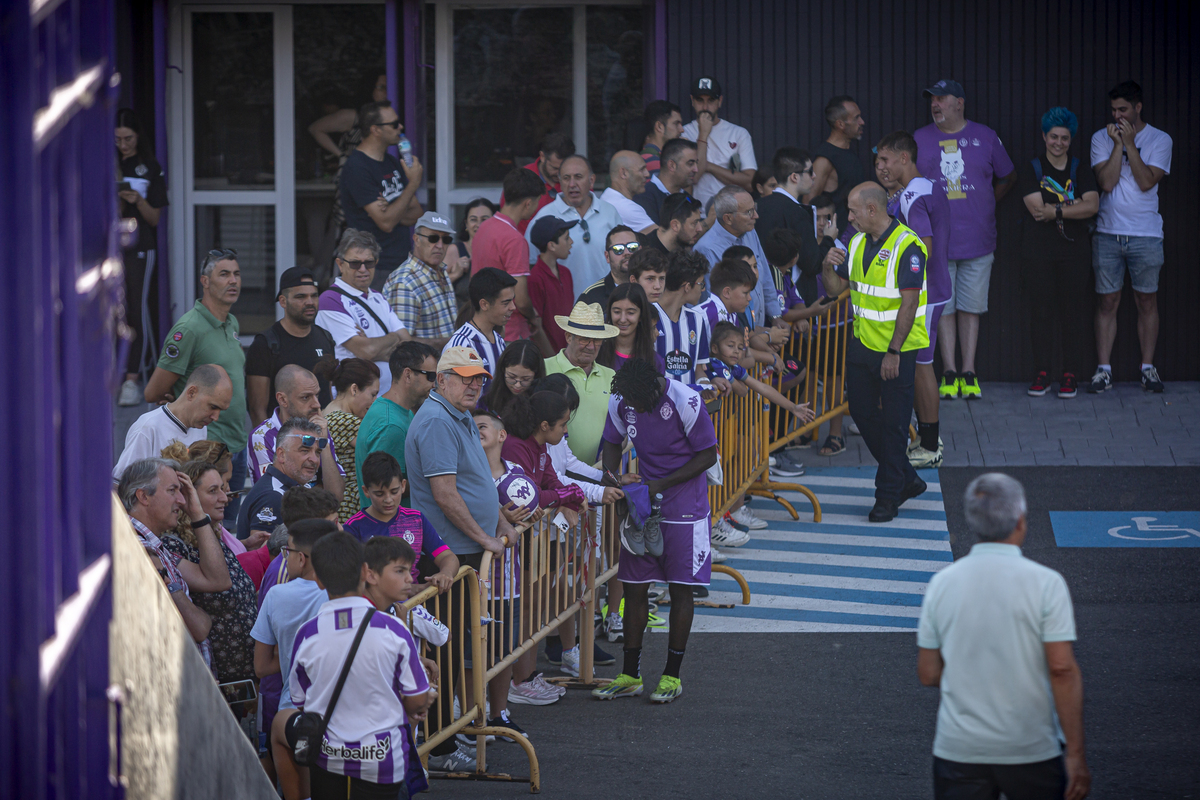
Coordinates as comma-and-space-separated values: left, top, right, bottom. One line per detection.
382, 210, 459, 349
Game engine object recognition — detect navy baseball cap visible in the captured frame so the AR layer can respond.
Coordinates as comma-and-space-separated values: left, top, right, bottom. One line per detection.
530, 216, 578, 251
691, 76, 723, 98
923, 79, 965, 99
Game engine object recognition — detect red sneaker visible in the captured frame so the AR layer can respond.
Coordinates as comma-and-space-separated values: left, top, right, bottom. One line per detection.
1058, 372, 1078, 398
1028, 371, 1050, 397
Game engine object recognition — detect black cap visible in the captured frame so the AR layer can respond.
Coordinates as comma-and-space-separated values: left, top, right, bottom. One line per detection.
922, 79, 965, 99
278, 266, 318, 296
529, 216, 578, 251
691, 76, 723, 98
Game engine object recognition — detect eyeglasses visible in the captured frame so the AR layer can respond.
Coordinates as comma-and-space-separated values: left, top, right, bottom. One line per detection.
411, 369, 437, 382
283, 434, 328, 450
419, 233, 454, 245
377, 119, 403, 129
578, 218, 591, 244
505, 372, 535, 387
339, 257, 378, 271
608, 242, 641, 256
454, 374, 485, 387
207, 248, 237, 260
280, 545, 308, 559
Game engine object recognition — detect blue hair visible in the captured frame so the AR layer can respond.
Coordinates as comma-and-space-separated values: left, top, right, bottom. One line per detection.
1041, 106, 1078, 136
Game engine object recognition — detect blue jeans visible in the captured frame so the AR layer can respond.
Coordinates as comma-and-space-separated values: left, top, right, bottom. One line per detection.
846, 336, 918, 503
225, 446, 248, 521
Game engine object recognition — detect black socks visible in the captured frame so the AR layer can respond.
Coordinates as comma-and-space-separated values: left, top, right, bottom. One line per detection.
663, 648, 685, 679
623, 647, 642, 678
918, 421, 940, 452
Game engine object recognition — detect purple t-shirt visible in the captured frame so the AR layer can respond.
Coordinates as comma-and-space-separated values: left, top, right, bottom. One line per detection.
914, 120, 1014, 260
602, 380, 717, 520
708, 357, 748, 383
344, 507, 451, 583
896, 176, 952, 304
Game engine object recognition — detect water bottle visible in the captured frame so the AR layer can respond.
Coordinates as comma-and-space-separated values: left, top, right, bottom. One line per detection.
651, 493, 663, 516
398, 134, 414, 167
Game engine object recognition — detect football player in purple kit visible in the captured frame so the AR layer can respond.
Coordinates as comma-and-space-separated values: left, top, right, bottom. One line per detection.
875, 131, 952, 469
593, 358, 718, 704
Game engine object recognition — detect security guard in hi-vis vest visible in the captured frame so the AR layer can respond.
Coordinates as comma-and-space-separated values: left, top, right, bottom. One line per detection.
823, 182, 929, 523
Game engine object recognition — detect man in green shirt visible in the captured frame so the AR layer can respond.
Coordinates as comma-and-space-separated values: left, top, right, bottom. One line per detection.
144, 249, 250, 514
544, 302, 619, 465
355, 341, 439, 508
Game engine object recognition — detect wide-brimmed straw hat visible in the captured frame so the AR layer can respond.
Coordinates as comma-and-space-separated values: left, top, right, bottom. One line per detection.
554, 301, 619, 339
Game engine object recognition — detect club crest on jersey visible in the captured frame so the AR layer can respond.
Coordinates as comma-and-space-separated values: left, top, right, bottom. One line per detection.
134, 163, 148, 176
688, 330, 697, 345
660, 403, 673, 420
624, 408, 637, 425
402, 530, 415, 544
256, 506, 277, 524
959, 138, 969, 147
910, 255, 921, 273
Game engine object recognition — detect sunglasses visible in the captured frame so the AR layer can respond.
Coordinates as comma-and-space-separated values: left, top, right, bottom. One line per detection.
608, 242, 641, 256
339, 257, 378, 271
207, 248, 237, 259
377, 119, 403, 129
419, 233, 454, 245
411, 368, 437, 382
283, 434, 328, 450
578, 218, 591, 244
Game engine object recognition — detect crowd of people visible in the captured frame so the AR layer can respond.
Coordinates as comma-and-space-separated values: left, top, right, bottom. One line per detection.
112, 72, 1163, 800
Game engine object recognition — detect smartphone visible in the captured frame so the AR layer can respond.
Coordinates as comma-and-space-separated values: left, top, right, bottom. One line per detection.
117, 181, 132, 192
219, 679, 258, 706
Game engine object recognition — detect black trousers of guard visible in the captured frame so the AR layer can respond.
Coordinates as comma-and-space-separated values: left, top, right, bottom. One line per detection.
846, 335, 918, 503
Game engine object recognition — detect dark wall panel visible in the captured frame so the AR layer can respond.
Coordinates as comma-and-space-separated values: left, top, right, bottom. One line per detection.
664, 0, 1198, 381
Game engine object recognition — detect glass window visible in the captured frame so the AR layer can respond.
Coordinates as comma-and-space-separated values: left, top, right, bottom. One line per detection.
586, 7, 644, 174
195, 206, 277, 336
453, 7, 573, 185
292, 4, 387, 283
192, 13, 275, 189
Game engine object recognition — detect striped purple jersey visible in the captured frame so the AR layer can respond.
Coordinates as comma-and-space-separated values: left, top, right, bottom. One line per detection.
696, 296, 738, 331
290, 597, 429, 787
446, 321, 505, 395
654, 302, 710, 386
343, 507, 450, 583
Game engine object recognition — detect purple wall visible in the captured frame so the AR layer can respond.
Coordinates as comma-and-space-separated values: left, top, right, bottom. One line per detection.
0, 0, 120, 796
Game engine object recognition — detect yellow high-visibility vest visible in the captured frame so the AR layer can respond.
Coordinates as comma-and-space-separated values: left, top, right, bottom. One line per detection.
848, 223, 929, 353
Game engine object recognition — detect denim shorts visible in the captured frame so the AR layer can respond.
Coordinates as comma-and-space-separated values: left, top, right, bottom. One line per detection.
943, 253, 995, 315
1093, 233, 1164, 294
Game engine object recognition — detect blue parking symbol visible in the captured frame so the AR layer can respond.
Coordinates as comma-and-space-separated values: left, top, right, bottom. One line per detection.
1050, 512, 1200, 548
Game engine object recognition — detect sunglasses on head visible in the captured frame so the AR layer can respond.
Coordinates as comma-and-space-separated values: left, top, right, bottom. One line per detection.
420, 233, 454, 245
284, 434, 328, 450
608, 242, 641, 256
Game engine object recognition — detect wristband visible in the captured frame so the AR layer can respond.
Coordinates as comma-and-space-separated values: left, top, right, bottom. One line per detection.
190, 514, 212, 530
886, 347, 900, 356
696, 139, 707, 144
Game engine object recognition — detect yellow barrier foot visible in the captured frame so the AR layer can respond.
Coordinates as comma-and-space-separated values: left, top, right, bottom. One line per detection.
751, 480, 822, 522
748, 486, 800, 520
711, 564, 752, 605
544, 675, 612, 691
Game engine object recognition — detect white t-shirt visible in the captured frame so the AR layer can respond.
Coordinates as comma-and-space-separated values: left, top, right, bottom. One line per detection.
316, 277, 408, 394
681, 118, 758, 206
599, 187, 656, 232
113, 405, 207, 481
917, 543, 1077, 764
1090, 123, 1172, 238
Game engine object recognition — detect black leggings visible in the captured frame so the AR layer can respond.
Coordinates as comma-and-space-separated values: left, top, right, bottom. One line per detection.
121, 248, 159, 377
1026, 247, 1094, 377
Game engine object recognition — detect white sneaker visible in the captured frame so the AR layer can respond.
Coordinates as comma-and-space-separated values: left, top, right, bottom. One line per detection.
117, 379, 143, 407
711, 517, 750, 548
847, 421, 861, 436
710, 546, 728, 564
605, 612, 624, 643
560, 645, 583, 678
906, 437, 944, 469
508, 673, 562, 705
730, 505, 768, 530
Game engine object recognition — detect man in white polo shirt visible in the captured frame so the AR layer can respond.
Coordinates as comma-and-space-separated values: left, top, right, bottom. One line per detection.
112, 364, 233, 481
600, 151, 657, 234
918, 473, 1090, 800
317, 228, 413, 394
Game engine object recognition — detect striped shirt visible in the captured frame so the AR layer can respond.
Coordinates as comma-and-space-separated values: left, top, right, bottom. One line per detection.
654, 302, 710, 386
446, 321, 506, 395
381, 255, 456, 340
248, 409, 345, 483
696, 296, 737, 331
290, 597, 429, 787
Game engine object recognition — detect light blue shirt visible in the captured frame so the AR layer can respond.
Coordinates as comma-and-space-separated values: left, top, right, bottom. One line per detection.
693, 223, 780, 327
917, 542, 1077, 764
250, 577, 329, 710
525, 192, 625, 293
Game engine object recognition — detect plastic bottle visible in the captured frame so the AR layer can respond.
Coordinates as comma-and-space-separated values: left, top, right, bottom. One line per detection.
651, 493, 663, 516
398, 134, 414, 167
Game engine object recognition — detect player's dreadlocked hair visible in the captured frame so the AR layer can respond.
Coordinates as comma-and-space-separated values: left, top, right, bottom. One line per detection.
611, 357, 664, 411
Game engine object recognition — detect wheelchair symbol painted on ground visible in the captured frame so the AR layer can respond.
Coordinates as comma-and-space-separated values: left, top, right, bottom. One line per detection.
1108, 516, 1200, 541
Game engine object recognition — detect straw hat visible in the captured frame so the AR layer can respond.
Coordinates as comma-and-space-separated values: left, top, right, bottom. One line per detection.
554, 301, 619, 339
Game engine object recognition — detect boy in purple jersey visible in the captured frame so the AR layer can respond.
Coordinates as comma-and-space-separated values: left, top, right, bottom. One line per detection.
344, 451, 460, 594
594, 358, 718, 705
288, 532, 434, 799
655, 249, 716, 392
876, 131, 952, 468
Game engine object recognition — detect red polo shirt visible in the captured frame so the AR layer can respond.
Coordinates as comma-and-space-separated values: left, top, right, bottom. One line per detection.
500, 159, 558, 233
528, 257, 574, 353
472, 212, 534, 340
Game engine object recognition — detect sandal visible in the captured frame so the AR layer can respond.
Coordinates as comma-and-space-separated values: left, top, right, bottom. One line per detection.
818, 435, 846, 457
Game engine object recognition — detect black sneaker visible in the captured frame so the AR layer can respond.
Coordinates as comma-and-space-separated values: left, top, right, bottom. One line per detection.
1087, 368, 1112, 393
593, 641, 616, 666
1058, 372, 1078, 398
1141, 366, 1164, 393
1028, 371, 1050, 397
486, 710, 529, 742
899, 477, 928, 506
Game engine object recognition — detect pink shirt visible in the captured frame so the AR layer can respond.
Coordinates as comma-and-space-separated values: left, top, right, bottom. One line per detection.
472, 212, 533, 341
